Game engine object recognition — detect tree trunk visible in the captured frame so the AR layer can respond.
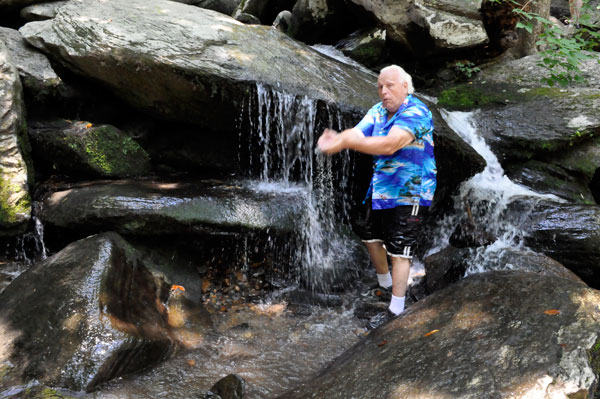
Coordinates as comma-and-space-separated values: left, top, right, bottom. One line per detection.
508, 0, 552, 57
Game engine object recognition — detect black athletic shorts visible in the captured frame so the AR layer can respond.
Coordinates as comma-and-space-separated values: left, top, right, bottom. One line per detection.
353, 201, 429, 259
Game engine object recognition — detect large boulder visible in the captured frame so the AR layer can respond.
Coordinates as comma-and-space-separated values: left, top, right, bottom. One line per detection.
437, 54, 600, 203
39, 179, 310, 242
523, 201, 600, 287
425, 246, 585, 293
0, 0, 54, 12
505, 159, 596, 205
0, 41, 31, 235
173, 0, 240, 15
279, 271, 600, 399
19, 0, 379, 134
19, 0, 69, 21
346, 0, 488, 52
0, 27, 65, 105
28, 119, 151, 179
0, 232, 178, 392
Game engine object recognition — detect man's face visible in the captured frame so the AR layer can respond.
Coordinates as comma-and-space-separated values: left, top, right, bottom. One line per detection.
377, 69, 408, 113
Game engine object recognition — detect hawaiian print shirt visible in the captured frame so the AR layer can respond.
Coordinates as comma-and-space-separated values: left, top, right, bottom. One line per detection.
356, 94, 437, 209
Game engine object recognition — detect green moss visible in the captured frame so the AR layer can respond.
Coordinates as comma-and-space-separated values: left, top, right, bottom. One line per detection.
589, 337, 600, 376
437, 86, 501, 109
61, 125, 150, 177
0, 172, 31, 226
26, 387, 77, 399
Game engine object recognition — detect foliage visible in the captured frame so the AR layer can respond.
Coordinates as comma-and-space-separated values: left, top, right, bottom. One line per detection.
453, 61, 482, 79
489, 0, 600, 86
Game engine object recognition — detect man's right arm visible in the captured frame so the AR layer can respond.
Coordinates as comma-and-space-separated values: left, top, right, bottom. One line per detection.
318, 126, 414, 156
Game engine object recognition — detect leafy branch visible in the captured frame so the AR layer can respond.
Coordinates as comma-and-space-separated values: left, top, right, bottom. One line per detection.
489, 0, 600, 86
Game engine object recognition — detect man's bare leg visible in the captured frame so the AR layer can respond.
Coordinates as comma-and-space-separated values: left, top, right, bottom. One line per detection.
365, 241, 393, 288
389, 256, 410, 314
365, 241, 389, 274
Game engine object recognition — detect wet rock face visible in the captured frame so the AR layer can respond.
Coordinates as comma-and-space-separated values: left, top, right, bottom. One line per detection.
278, 271, 600, 399
28, 119, 151, 179
19, 0, 379, 133
0, 41, 31, 235
39, 179, 308, 241
0, 232, 176, 392
425, 246, 585, 293
524, 202, 600, 287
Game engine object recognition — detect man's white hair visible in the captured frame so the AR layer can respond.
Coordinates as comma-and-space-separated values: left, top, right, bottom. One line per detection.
380, 65, 414, 94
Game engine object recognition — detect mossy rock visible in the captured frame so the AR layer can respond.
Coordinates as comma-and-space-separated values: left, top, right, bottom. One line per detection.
28, 119, 151, 179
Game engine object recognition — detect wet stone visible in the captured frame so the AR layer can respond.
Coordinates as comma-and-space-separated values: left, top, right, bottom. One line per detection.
0, 232, 176, 392
207, 374, 246, 399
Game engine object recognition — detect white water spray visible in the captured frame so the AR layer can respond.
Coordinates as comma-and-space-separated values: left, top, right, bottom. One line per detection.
434, 110, 562, 275
240, 83, 360, 291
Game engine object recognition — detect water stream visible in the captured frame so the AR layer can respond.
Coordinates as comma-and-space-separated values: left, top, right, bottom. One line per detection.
431, 110, 563, 275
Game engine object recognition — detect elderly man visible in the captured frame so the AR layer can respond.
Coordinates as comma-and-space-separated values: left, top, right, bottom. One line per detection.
317, 65, 436, 328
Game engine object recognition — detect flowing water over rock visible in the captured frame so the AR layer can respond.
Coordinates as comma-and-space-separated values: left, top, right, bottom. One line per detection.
431, 110, 563, 275
240, 83, 362, 293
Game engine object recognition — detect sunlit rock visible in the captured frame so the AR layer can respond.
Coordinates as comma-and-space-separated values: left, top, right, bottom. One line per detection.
19, 0, 379, 133
0, 232, 176, 392
0, 0, 54, 12
172, 0, 239, 15
0, 41, 31, 236
437, 55, 600, 203
39, 179, 308, 241
346, 0, 487, 52
278, 271, 600, 399
28, 119, 151, 179
19, 0, 69, 21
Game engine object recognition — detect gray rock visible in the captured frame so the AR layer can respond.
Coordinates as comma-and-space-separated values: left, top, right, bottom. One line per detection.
19, 0, 68, 21
208, 374, 245, 399
335, 28, 386, 68
0, 0, 54, 12
505, 160, 596, 204
0, 41, 31, 235
39, 179, 310, 237
28, 119, 151, 179
0, 232, 177, 391
347, 0, 487, 51
288, 0, 337, 43
278, 271, 600, 399
235, 12, 261, 24
0, 27, 66, 105
19, 0, 379, 132
171, 0, 239, 15
412, 0, 489, 49
272, 10, 292, 32
425, 246, 585, 293
437, 55, 600, 202
524, 201, 600, 287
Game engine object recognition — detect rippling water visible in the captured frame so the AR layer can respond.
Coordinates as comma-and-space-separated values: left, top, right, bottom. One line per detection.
93, 294, 363, 398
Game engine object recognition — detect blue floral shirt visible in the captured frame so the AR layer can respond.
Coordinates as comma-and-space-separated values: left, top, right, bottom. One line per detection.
356, 94, 437, 209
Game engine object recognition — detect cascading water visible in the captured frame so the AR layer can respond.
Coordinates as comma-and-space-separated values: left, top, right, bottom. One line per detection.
433, 110, 562, 275
239, 83, 361, 292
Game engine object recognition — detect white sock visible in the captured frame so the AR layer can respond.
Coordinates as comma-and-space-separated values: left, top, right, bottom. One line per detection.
376, 272, 393, 289
389, 295, 405, 315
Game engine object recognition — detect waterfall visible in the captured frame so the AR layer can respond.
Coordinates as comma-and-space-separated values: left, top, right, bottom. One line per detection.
434, 110, 562, 275
239, 83, 361, 292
